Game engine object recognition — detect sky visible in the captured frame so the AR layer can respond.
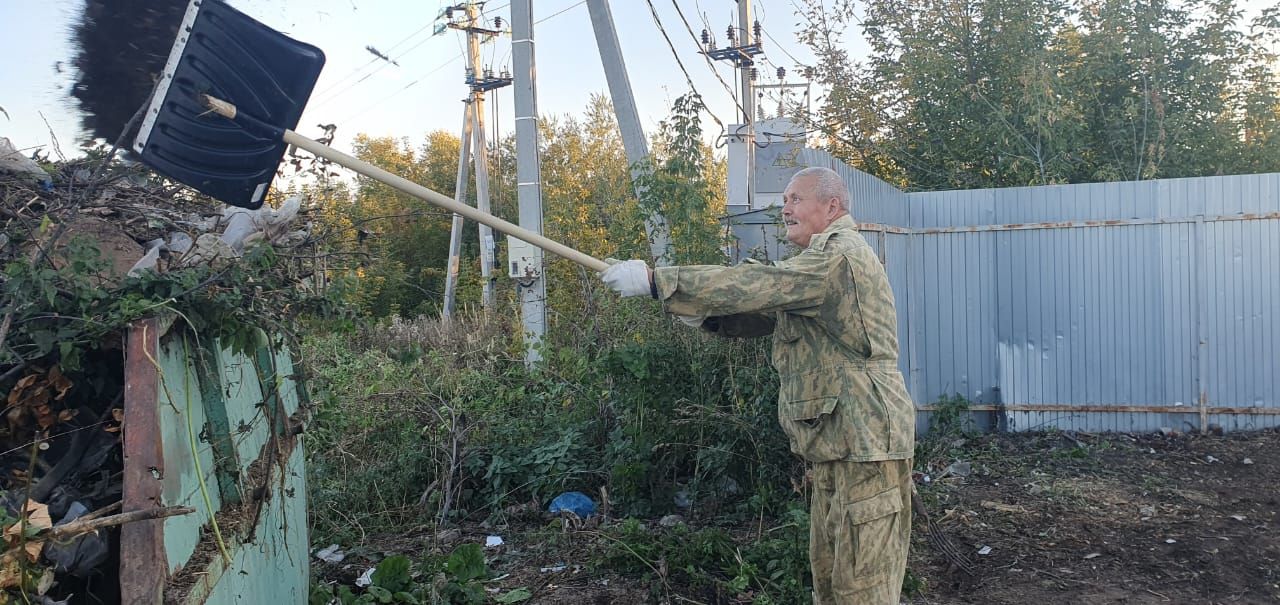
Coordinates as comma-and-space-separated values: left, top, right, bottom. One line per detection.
0, 0, 840, 162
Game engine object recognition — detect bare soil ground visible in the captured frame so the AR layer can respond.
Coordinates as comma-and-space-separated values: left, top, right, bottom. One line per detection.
908, 428, 1279, 605
319, 428, 1279, 604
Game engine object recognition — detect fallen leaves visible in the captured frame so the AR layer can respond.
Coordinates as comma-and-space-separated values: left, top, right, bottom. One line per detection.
5, 365, 75, 431
0, 499, 53, 589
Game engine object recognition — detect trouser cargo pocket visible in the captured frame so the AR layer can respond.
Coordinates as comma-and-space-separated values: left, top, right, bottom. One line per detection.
830, 486, 904, 598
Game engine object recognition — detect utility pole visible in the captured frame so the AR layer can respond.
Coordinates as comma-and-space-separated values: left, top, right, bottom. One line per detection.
441, 100, 474, 319
510, 0, 546, 366
701, 3, 763, 213
442, 3, 510, 315
464, 3, 499, 308
737, 0, 755, 147
586, 0, 669, 266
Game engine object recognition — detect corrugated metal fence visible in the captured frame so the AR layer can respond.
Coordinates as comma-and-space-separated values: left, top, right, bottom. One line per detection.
736, 155, 1280, 434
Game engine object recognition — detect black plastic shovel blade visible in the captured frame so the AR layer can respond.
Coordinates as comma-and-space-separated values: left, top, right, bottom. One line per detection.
133, 0, 324, 209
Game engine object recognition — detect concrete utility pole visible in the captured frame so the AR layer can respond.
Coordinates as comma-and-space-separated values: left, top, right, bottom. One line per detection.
441, 100, 474, 319
702, 1, 763, 214
442, 3, 510, 315
466, 2, 496, 308
586, 0, 670, 266
737, 0, 756, 208
510, 0, 546, 366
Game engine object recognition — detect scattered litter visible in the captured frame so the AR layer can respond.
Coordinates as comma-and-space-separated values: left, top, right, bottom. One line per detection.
485, 535, 504, 548
1164, 538, 1177, 544
659, 514, 685, 528
981, 500, 1028, 514
977, 545, 992, 556
437, 528, 462, 544
1242, 458, 1253, 465
0, 137, 50, 185
548, 491, 595, 518
942, 461, 972, 479
1230, 515, 1246, 522
314, 544, 345, 563
1206, 455, 1221, 464
1140, 505, 1156, 518
540, 564, 567, 573
718, 476, 741, 495
1084, 552, 1101, 559
355, 567, 376, 587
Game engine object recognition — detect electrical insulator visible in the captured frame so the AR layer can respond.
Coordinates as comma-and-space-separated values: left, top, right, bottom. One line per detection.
701, 29, 710, 46
494, 16, 503, 29
501, 68, 510, 79
445, 7, 453, 18
753, 21, 762, 44
484, 68, 494, 79
726, 25, 736, 43
749, 67, 758, 81
465, 67, 475, 83
777, 66, 786, 80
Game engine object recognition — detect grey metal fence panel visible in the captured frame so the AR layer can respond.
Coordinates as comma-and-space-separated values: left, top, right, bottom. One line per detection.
907, 172, 1280, 433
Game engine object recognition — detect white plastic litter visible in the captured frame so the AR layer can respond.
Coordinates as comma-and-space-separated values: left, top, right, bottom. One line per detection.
485, 535, 504, 548
355, 567, 375, 587
314, 544, 345, 563
0, 137, 48, 181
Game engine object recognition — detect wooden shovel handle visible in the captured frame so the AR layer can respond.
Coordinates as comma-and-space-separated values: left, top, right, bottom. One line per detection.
281, 130, 610, 273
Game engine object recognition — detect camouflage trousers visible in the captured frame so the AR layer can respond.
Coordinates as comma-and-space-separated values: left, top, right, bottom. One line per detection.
810, 458, 912, 605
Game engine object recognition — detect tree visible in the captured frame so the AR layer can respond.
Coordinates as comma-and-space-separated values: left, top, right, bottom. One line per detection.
348, 132, 464, 317
796, 0, 1280, 190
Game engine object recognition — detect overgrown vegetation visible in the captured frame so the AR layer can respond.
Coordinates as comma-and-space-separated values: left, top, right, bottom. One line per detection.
0, 144, 340, 602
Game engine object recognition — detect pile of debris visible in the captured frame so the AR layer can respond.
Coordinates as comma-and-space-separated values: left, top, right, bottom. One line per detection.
0, 137, 320, 603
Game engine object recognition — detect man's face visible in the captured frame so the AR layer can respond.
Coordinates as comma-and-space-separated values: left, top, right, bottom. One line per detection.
781, 174, 845, 246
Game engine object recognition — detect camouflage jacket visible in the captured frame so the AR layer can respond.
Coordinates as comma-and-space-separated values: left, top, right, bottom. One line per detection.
653, 215, 915, 463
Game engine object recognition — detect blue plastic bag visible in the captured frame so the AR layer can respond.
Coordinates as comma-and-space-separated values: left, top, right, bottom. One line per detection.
547, 491, 595, 518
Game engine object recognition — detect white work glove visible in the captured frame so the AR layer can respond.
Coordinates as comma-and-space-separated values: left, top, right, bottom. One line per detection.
600, 259, 652, 297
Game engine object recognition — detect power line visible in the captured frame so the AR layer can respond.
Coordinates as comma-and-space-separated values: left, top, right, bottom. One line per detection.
314, 21, 439, 98
668, 0, 751, 122
759, 25, 806, 69
643, 0, 725, 130
335, 52, 466, 124
536, 0, 586, 24
313, 31, 450, 108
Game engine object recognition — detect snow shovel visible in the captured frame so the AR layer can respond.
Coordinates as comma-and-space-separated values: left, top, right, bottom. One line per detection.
132, 0, 608, 273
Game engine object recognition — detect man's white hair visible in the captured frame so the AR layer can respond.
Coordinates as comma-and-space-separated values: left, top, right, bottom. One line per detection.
791, 166, 850, 211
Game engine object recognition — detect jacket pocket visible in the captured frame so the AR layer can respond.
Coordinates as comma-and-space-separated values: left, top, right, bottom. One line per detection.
778, 395, 847, 462
781, 396, 837, 427
867, 370, 915, 457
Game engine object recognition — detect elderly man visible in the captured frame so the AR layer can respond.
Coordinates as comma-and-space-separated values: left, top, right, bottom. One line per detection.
600, 166, 915, 604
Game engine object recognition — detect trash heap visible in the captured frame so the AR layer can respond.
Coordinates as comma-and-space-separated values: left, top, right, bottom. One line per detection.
0, 138, 323, 604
